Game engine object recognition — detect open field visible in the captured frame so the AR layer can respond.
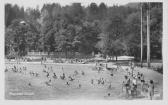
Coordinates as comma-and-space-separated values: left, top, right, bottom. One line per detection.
5, 62, 163, 100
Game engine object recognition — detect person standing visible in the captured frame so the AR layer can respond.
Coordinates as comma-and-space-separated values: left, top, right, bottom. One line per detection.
148, 80, 154, 100
122, 75, 131, 98
41, 56, 43, 64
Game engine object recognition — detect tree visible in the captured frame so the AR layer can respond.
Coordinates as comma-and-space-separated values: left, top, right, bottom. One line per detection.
5, 19, 41, 56
125, 12, 141, 59
99, 3, 107, 20
5, 2, 162, 61
75, 22, 101, 54
101, 14, 126, 60
5, 4, 25, 27
109, 40, 126, 61
150, 3, 162, 59
106, 15, 125, 40
6, 19, 28, 56
87, 3, 99, 20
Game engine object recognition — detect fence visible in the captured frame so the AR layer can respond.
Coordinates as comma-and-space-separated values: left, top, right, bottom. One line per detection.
27, 51, 93, 59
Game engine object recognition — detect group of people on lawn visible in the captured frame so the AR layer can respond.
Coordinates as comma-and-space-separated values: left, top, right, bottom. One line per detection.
122, 61, 155, 99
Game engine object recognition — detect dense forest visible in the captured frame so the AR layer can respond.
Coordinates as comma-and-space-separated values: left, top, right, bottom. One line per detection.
5, 2, 162, 60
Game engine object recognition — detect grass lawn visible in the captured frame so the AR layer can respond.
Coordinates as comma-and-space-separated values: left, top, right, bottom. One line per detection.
5, 62, 163, 100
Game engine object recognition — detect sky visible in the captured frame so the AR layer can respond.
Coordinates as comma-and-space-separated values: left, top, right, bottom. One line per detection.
4, 0, 133, 9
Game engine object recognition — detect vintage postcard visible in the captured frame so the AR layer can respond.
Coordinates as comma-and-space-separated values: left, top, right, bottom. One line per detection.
1, 0, 168, 104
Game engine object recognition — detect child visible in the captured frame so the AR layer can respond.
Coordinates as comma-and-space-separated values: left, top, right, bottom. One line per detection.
122, 75, 131, 98
137, 72, 141, 80
69, 76, 74, 81
66, 81, 70, 86
53, 73, 57, 79
140, 73, 145, 92
148, 80, 154, 100
131, 76, 138, 97
140, 73, 145, 82
46, 72, 50, 78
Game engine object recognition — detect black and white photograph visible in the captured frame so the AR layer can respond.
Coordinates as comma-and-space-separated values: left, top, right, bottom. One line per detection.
2, 0, 167, 101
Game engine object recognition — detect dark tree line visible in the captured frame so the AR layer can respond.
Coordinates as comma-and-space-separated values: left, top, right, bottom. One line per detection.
5, 2, 162, 60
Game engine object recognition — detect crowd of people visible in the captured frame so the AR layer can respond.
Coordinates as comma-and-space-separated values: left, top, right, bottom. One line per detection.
122, 62, 155, 100
5, 60, 157, 100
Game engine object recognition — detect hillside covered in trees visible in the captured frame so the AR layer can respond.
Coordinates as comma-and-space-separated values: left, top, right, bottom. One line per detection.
5, 2, 162, 60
